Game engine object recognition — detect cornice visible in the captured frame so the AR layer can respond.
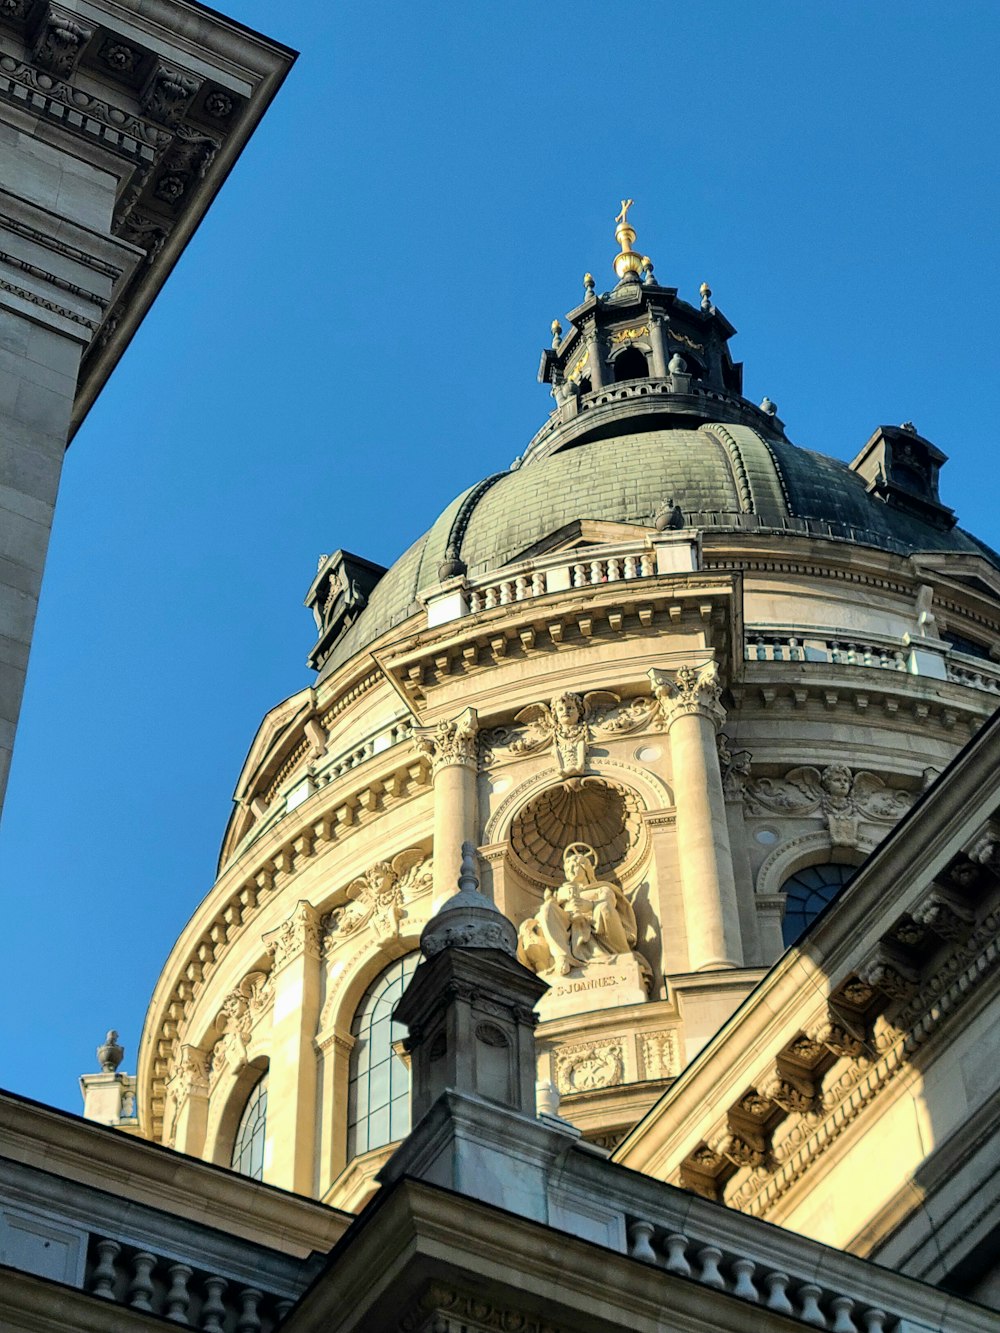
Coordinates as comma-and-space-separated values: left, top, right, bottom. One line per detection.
138, 740, 433, 1140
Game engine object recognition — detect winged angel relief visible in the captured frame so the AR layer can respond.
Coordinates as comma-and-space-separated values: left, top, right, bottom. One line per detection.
745, 763, 913, 848
324, 849, 433, 946
484, 690, 656, 777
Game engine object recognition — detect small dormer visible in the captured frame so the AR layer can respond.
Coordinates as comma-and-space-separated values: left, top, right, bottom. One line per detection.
305, 549, 387, 671
849, 424, 956, 531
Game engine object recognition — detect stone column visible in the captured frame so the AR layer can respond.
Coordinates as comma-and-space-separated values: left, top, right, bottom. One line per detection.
650, 664, 743, 971
585, 326, 605, 389
261, 901, 323, 1194
648, 316, 668, 377
415, 708, 479, 910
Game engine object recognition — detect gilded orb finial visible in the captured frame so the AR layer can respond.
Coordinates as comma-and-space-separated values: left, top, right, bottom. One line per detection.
613, 197, 649, 281
551, 318, 562, 348
700, 282, 712, 312
583, 272, 595, 297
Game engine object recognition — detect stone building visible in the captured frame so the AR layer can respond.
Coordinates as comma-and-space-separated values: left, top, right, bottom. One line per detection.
2, 4, 1000, 1325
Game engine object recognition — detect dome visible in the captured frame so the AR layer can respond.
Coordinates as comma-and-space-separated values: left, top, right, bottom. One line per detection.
317, 419, 997, 678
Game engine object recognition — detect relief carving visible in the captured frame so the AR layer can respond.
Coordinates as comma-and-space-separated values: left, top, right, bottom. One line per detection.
210, 969, 272, 1080
556, 1040, 624, 1094
648, 661, 726, 731
263, 901, 322, 973
414, 707, 478, 775
718, 733, 752, 801
483, 690, 655, 775
639, 1028, 680, 1079
745, 763, 913, 847
323, 849, 433, 947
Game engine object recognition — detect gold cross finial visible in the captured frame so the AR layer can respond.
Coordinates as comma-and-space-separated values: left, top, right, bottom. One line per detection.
616, 198, 634, 227
613, 198, 648, 280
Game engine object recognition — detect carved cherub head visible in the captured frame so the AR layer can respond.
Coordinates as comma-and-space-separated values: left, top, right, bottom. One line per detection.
551, 692, 584, 730
821, 764, 853, 800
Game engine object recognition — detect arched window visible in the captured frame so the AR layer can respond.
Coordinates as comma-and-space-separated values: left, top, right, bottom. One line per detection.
780, 863, 856, 946
231, 1072, 268, 1180
613, 345, 648, 382
348, 953, 419, 1158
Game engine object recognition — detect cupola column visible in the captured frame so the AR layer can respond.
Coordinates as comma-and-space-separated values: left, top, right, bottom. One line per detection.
648, 316, 668, 378
261, 901, 323, 1194
650, 664, 743, 971
415, 709, 480, 910
585, 324, 605, 389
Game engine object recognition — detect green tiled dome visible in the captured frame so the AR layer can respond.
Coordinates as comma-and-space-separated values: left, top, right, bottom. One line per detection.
321, 423, 995, 676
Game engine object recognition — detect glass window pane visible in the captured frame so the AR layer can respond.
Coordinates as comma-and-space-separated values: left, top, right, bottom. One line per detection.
780, 863, 856, 946
231, 1072, 268, 1181
347, 952, 418, 1160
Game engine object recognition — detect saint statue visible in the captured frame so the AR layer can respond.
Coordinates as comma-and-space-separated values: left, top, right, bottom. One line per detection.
517, 841, 638, 977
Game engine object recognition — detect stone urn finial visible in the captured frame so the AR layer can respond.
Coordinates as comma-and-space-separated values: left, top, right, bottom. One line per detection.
97, 1030, 124, 1073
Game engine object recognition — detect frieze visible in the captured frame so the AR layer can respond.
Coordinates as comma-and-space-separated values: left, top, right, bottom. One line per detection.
400, 1282, 573, 1333
745, 763, 913, 848
0, 276, 98, 330
482, 690, 655, 776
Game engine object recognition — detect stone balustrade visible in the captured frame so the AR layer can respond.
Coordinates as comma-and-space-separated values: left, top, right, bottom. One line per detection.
745, 632, 908, 671
947, 653, 1000, 695
87, 1236, 295, 1330
467, 547, 659, 615
626, 1221, 892, 1330
320, 717, 414, 783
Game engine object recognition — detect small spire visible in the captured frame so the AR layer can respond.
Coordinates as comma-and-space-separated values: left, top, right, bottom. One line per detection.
641, 255, 655, 284
583, 272, 595, 297
550, 318, 562, 348
613, 197, 648, 281
700, 282, 712, 312
760, 396, 777, 416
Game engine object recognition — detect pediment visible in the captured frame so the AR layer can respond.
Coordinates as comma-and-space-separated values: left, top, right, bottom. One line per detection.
510, 518, 656, 565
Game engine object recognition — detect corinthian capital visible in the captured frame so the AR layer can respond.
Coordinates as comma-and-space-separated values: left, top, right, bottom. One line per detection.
648, 661, 726, 731
263, 900, 322, 973
414, 707, 478, 776
167, 1044, 210, 1100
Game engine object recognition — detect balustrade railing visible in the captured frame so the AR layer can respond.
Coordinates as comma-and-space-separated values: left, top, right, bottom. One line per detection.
946, 653, 1000, 695
626, 1220, 892, 1331
745, 632, 907, 671
321, 717, 413, 782
467, 547, 659, 615
87, 1236, 295, 1330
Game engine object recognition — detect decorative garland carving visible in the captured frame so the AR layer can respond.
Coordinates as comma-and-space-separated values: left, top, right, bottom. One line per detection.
745, 764, 913, 848
323, 849, 432, 947
483, 690, 655, 776
640, 1029, 680, 1079
209, 969, 272, 1082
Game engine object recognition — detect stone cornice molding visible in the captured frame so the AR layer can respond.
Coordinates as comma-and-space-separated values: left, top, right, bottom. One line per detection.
0, 3, 296, 436
648, 660, 726, 732
414, 707, 478, 776
263, 901, 322, 974
139, 739, 434, 1140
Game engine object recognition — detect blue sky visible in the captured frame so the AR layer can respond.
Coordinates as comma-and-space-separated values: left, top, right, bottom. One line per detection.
2, 1, 999, 1112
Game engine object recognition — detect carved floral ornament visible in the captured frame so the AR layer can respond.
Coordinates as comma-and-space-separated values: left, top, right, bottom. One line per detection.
262, 901, 322, 973
648, 661, 726, 731
323, 848, 433, 948
556, 1039, 625, 1094
209, 970, 273, 1083
414, 707, 478, 775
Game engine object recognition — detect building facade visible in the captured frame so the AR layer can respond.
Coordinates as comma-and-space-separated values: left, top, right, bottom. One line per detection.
131, 205, 1000, 1227
2, 7, 1000, 1320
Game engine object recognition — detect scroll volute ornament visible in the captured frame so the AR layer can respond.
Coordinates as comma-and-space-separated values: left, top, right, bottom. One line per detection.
648, 661, 726, 732
262, 901, 322, 973
414, 707, 478, 775
324, 849, 433, 946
